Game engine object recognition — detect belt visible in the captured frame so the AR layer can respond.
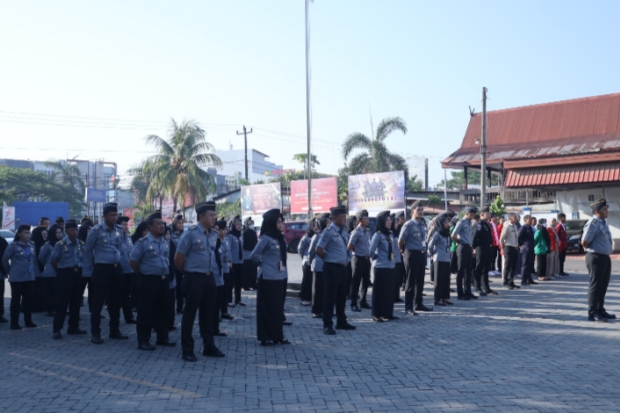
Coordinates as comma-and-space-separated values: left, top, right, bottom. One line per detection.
406, 249, 425, 254
141, 273, 168, 280
187, 271, 212, 276
59, 266, 82, 272
95, 263, 120, 267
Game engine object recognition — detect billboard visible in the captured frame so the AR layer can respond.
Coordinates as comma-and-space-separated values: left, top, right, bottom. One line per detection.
348, 171, 406, 215
241, 183, 282, 226
2, 207, 15, 230
290, 177, 337, 214
86, 188, 106, 203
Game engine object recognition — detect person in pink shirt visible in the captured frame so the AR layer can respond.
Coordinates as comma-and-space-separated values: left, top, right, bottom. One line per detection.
489, 214, 501, 276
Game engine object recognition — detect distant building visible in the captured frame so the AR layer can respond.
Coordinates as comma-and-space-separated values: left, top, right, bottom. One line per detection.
406, 156, 428, 190
214, 148, 284, 184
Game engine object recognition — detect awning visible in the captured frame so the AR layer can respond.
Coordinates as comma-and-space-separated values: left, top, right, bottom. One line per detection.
505, 162, 620, 188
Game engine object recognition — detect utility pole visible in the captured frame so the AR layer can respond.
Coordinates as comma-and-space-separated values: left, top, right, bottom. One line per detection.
305, 0, 313, 216
236, 126, 253, 181
480, 87, 488, 211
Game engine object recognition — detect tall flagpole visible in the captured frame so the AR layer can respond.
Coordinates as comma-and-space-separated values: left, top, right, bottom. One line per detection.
305, 0, 313, 217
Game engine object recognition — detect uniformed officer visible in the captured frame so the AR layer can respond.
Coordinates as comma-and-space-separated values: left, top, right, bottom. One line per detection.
399, 202, 432, 315
117, 215, 136, 325
83, 202, 129, 344
174, 201, 225, 362
50, 219, 86, 339
582, 199, 615, 322
226, 215, 245, 307
451, 207, 478, 300
316, 206, 356, 335
215, 218, 233, 331
348, 209, 372, 312
309, 213, 330, 318
129, 211, 176, 350
472, 207, 498, 296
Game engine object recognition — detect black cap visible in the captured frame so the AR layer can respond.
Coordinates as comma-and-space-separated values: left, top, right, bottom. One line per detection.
355, 209, 369, 219
481, 207, 490, 213
195, 201, 216, 214
174, 214, 183, 221
55, 217, 65, 224
262, 208, 281, 221
216, 218, 227, 228
81, 215, 92, 225
17, 224, 31, 233
466, 207, 478, 214
591, 199, 607, 212
116, 216, 130, 224
376, 210, 391, 220
330, 206, 346, 216
395, 211, 405, 219
65, 219, 78, 230
147, 211, 162, 223
103, 203, 118, 214
411, 201, 423, 209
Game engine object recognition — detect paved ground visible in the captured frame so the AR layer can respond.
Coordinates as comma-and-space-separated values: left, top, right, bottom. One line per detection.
2, 256, 620, 412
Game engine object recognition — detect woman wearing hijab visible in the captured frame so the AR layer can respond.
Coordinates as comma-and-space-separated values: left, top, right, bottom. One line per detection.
163, 225, 179, 331
298, 218, 317, 306
32, 224, 58, 313
78, 220, 93, 310
214, 219, 231, 335
39, 225, 63, 316
226, 215, 245, 307
250, 209, 290, 346
534, 218, 550, 281
170, 214, 185, 313
2, 225, 37, 329
391, 212, 405, 302
369, 211, 397, 322
242, 217, 258, 290
344, 215, 358, 298
428, 213, 453, 306
130, 222, 149, 309
309, 213, 330, 318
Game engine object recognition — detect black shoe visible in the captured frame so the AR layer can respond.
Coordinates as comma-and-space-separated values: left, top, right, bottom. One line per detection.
434, 302, 447, 306
99, 314, 106, 320
227, 303, 236, 308
236, 302, 246, 307
277, 339, 291, 345
202, 347, 225, 358
156, 339, 177, 346
25, 322, 37, 328
449, 289, 456, 293
601, 311, 617, 320
351, 305, 361, 312
466, 294, 478, 300
504, 283, 514, 290
311, 313, 322, 319
182, 352, 197, 362
336, 322, 356, 330
169, 326, 177, 331
125, 318, 137, 324
414, 305, 433, 312
109, 331, 129, 340
0, 316, 8, 323
221, 314, 234, 320
529, 280, 539, 285
323, 327, 336, 335
405, 310, 418, 316
176, 309, 184, 315
10, 324, 21, 330
385, 316, 400, 320
484, 290, 498, 296
560, 272, 570, 276
394, 298, 404, 303
360, 303, 371, 309
53, 331, 62, 340
260, 340, 274, 346
214, 331, 228, 337
477, 290, 487, 297
91, 335, 104, 344
372, 316, 384, 322
589, 313, 608, 323
283, 321, 292, 326
138, 342, 156, 351
46, 311, 54, 317
67, 328, 87, 335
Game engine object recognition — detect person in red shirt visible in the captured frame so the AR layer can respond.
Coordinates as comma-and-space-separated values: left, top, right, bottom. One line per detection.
555, 213, 569, 276
489, 214, 501, 276
496, 216, 504, 275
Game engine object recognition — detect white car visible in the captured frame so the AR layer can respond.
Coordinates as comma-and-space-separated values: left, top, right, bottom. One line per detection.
1, 229, 15, 244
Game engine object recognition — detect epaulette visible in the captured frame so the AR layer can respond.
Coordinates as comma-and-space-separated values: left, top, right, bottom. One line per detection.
80, 240, 85, 246
93, 224, 101, 230
58, 241, 65, 246
139, 235, 148, 242
189, 225, 197, 230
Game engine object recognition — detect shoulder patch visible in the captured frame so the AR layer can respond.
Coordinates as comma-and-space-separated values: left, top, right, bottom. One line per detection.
58, 241, 64, 246
93, 224, 101, 230
139, 235, 148, 241
190, 225, 197, 230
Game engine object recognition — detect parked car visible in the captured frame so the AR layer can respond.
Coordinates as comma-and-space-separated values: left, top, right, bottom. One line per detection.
566, 219, 588, 254
283, 222, 307, 253
1, 229, 15, 244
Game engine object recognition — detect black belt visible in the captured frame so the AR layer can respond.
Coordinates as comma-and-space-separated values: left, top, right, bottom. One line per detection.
406, 249, 425, 254
59, 266, 81, 272
141, 273, 168, 280
186, 271, 213, 276
95, 263, 120, 267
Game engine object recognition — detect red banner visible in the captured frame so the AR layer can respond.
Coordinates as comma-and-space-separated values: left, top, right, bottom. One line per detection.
122, 208, 134, 228
290, 177, 337, 214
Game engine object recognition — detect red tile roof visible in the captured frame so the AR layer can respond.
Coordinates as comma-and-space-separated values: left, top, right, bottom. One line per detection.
504, 162, 620, 187
442, 92, 620, 168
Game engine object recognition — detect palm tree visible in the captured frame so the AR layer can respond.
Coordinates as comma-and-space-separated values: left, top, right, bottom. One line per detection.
45, 156, 86, 193
292, 153, 320, 179
140, 119, 222, 212
342, 117, 409, 177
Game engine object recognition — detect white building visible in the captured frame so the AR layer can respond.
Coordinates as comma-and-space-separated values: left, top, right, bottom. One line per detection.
214, 148, 284, 184
406, 156, 428, 190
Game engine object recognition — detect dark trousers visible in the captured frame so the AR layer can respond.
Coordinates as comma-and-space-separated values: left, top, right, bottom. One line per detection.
345, 262, 353, 299
496, 248, 503, 273
450, 251, 458, 274
217, 282, 228, 316
322, 262, 348, 328
503, 246, 518, 285
10, 281, 33, 326
300, 264, 313, 302
0, 279, 4, 317
136, 274, 169, 344
228, 263, 243, 304
394, 262, 405, 301
121, 273, 134, 322
350, 255, 370, 305
429, 259, 434, 283
490, 246, 499, 271
404, 250, 426, 310
311, 271, 324, 315
181, 272, 217, 353
586, 252, 612, 316
175, 270, 184, 312
167, 288, 176, 329
456, 245, 473, 297
53, 268, 83, 332
474, 247, 491, 292
90, 264, 123, 337
536, 254, 547, 279
520, 249, 535, 281
433, 261, 451, 302
559, 248, 567, 274
43, 277, 56, 313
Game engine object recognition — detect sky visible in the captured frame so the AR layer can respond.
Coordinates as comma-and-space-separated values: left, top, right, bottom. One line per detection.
2, 0, 620, 189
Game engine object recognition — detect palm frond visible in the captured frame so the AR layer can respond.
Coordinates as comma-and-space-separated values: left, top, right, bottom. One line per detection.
375, 117, 407, 142
348, 153, 371, 175
342, 133, 372, 160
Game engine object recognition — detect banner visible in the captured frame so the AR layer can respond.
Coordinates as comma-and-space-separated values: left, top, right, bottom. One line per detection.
241, 183, 282, 226
290, 177, 337, 214
2, 207, 16, 230
348, 171, 406, 215
122, 208, 134, 228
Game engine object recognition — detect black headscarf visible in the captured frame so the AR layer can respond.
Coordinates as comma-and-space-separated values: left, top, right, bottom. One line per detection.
260, 209, 286, 266
376, 211, 392, 237
346, 216, 358, 233
433, 212, 451, 237
78, 222, 92, 242
316, 213, 330, 232
306, 218, 317, 237
229, 215, 242, 238
49, 225, 64, 247
31, 226, 47, 256
243, 223, 258, 252
131, 222, 148, 244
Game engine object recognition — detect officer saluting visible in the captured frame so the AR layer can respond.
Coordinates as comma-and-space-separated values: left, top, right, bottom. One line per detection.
581, 199, 615, 322
83, 202, 129, 344
130, 211, 177, 350
50, 219, 86, 339
174, 201, 225, 362
316, 206, 356, 335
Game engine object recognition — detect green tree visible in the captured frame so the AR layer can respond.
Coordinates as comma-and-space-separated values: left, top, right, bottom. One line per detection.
45, 156, 86, 194
292, 153, 320, 179
139, 119, 222, 212
427, 194, 442, 205
489, 195, 506, 216
439, 170, 500, 191
268, 170, 305, 190
336, 164, 350, 205
406, 175, 424, 192
133, 203, 155, 223
342, 116, 409, 178
216, 198, 241, 220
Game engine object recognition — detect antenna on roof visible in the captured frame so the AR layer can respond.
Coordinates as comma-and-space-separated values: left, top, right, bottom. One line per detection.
469, 106, 476, 117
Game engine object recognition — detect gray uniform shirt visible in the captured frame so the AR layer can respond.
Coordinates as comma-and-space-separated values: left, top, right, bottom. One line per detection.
176, 222, 218, 274
398, 219, 427, 252
582, 216, 613, 255
317, 223, 350, 265
369, 232, 395, 269
50, 236, 84, 269
130, 233, 170, 276
219, 237, 232, 275
309, 233, 323, 272
452, 219, 473, 246
298, 234, 312, 266
250, 235, 288, 281
119, 236, 134, 274
2, 241, 35, 282
349, 226, 371, 257
39, 243, 56, 278
83, 224, 125, 277
428, 231, 451, 262
226, 233, 244, 264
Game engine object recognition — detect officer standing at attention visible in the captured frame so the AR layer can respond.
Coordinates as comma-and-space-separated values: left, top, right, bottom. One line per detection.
452, 207, 478, 300
399, 202, 433, 315
174, 201, 225, 362
472, 207, 498, 296
130, 211, 177, 350
348, 209, 371, 312
117, 215, 136, 325
316, 206, 356, 335
83, 202, 129, 344
581, 199, 615, 322
50, 219, 86, 339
